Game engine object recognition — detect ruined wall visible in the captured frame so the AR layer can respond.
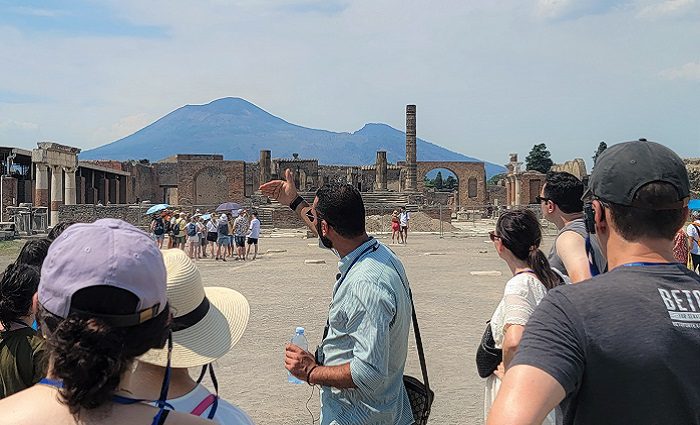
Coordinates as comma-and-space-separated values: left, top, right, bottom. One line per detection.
176, 160, 245, 206
246, 162, 260, 196
416, 161, 487, 207
122, 162, 160, 203
156, 162, 178, 187
550, 158, 588, 180
273, 158, 318, 191
58, 204, 151, 230
686, 158, 700, 198
487, 184, 507, 206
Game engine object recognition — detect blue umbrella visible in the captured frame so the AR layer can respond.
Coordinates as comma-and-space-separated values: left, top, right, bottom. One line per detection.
201, 214, 211, 220
146, 203, 169, 215
216, 202, 241, 212
689, 199, 700, 210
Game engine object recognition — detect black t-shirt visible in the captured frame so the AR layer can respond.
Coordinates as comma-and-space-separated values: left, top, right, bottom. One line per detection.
512, 263, 700, 425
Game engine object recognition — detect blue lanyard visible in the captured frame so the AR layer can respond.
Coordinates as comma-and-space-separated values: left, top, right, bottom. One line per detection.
622, 262, 679, 267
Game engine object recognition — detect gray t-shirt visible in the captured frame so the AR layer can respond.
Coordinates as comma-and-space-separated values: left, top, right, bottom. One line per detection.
548, 218, 606, 277
512, 263, 700, 424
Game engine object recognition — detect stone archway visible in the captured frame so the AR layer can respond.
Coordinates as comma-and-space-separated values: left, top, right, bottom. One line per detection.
416, 161, 487, 207
194, 167, 229, 205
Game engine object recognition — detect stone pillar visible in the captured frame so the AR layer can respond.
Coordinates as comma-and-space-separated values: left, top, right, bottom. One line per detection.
35, 163, 49, 207
64, 167, 77, 205
375, 151, 387, 191
514, 176, 521, 206
405, 105, 417, 191
50, 165, 63, 226
259, 150, 272, 185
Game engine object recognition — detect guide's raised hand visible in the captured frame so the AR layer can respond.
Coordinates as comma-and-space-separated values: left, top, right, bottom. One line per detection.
259, 168, 298, 207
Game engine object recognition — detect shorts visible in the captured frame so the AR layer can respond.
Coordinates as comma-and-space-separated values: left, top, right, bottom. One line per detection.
234, 236, 246, 247
217, 235, 230, 246
199, 235, 207, 245
173, 236, 185, 245
207, 231, 217, 242
247, 237, 258, 245
188, 235, 200, 244
400, 225, 408, 231
152, 233, 164, 241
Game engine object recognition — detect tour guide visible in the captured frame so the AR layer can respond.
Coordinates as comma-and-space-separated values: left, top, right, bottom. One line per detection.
261, 169, 414, 425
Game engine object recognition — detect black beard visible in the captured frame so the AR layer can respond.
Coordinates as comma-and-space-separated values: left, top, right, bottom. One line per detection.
317, 219, 333, 249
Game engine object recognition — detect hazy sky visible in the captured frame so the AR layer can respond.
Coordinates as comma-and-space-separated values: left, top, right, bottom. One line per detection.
1, 0, 698, 168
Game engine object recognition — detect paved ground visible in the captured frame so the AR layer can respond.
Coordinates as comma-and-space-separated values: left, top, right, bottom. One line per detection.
0, 226, 555, 425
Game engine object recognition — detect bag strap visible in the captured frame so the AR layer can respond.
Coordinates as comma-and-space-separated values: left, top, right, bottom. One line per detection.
190, 394, 216, 417
388, 259, 432, 400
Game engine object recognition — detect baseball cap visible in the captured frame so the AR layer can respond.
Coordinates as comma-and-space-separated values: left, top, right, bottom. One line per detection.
39, 218, 168, 327
584, 139, 689, 210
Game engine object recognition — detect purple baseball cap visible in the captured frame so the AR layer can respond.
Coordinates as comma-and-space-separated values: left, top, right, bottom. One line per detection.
39, 218, 168, 327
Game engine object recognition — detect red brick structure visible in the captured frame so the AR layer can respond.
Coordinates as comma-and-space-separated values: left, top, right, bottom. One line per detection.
416, 161, 487, 207
159, 155, 246, 206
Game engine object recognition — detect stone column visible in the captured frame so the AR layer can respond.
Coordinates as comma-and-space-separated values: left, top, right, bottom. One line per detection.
405, 105, 417, 191
514, 176, 521, 206
375, 151, 387, 191
259, 150, 272, 186
63, 167, 77, 205
50, 165, 63, 226
34, 163, 49, 207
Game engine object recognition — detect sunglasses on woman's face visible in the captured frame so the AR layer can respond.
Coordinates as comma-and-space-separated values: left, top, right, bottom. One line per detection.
489, 231, 501, 242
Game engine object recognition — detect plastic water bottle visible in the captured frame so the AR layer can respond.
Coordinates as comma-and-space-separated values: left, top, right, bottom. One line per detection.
288, 327, 308, 384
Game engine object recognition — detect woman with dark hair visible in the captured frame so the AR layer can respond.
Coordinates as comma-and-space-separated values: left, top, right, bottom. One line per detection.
483, 209, 561, 425
0, 219, 212, 425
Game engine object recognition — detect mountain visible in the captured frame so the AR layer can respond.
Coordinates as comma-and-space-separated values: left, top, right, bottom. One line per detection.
81, 97, 506, 178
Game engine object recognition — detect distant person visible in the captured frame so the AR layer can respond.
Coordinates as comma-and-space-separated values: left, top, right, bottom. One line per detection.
399, 206, 410, 243
483, 210, 561, 424
0, 219, 211, 425
216, 214, 230, 262
127, 249, 253, 424
539, 171, 606, 282
0, 263, 46, 399
14, 238, 52, 270
672, 226, 689, 264
246, 211, 260, 260
206, 214, 218, 258
233, 211, 248, 261
197, 216, 208, 258
151, 214, 166, 249
687, 210, 700, 271
186, 216, 200, 260
488, 140, 700, 425
391, 210, 400, 244
174, 213, 187, 250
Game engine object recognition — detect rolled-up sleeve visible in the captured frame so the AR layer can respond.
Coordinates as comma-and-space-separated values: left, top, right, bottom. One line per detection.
346, 278, 396, 393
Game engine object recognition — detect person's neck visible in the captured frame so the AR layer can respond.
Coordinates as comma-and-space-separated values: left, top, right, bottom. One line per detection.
0, 315, 32, 332
552, 212, 584, 230
606, 235, 676, 270
126, 362, 197, 400
335, 233, 371, 258
504, 255, 531, 276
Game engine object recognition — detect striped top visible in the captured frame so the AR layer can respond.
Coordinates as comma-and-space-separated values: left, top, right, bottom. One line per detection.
317, 238, 414, 425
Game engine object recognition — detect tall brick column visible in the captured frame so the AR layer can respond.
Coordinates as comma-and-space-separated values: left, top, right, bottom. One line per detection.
405, 105, 417, 191
259, 150, 271, 185
50, 165, 63, 226
375, 151, 387, 190
64, 167, 77, 205
35, 163, 49, 207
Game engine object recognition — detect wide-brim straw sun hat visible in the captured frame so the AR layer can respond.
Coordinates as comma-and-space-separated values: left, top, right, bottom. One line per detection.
139, 249, 249, 368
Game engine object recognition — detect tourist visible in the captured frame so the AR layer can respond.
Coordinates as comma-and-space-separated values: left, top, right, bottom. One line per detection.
399, 206, 410, 243
246, 211, 260, 260
216, 214, 230, 261
152, 213, 166, 248
233, 210, 249, 261
127, 249, 253, 424
672, 226, 689, 264
186, 216, 200, 260
14, 238, 51, 270
483, 209, 561, 424
227, 213, 235, 258
206, 214, 218, 258
488, 140, 700, 425
197, 216, 208, 258
0, 263, 45, 399
539, 171, 606, 282
391, 210, 400, 244
261, 169, 414, 424
686, 210, 700, 271
0, 219, 211, 425
174, 213, 188, 250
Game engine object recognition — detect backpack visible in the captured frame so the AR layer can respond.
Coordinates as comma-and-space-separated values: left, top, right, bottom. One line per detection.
172, 219, 181, 236
153, 218, 165, 235
186, 222, 197, 237
217, 221, 229, 235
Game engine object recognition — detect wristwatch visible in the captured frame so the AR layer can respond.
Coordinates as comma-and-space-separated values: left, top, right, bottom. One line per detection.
289, 195, 305, 212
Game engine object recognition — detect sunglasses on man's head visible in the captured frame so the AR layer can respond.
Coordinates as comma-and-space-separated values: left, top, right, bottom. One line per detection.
488, 231, 501, 242
535, 196, 551, 204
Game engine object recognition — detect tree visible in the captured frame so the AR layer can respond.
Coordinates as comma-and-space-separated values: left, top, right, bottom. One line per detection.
525, 143, 553, 174
593, 141, 607, 165
424, 176, 434, 188
444, 175, 457, 191
434, 171, 443, 190
487, 173, 506, 185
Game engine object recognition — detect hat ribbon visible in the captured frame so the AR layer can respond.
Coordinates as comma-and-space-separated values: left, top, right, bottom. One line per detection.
172, 297, 210, 331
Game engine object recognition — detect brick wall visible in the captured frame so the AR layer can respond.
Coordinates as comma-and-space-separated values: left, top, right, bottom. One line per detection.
58, 204, 152, 230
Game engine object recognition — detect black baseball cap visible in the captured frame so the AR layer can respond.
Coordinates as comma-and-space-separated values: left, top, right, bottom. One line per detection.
584, 139, 689, 210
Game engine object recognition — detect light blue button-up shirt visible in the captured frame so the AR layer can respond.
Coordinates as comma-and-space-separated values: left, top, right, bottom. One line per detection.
317, 238, 414, 425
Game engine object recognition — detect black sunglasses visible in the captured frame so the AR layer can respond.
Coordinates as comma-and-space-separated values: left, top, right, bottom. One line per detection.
535, 196, 551, 204
488, 231, 501, 242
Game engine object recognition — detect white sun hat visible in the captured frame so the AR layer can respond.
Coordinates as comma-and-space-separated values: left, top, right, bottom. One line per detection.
139, 249, 250, 368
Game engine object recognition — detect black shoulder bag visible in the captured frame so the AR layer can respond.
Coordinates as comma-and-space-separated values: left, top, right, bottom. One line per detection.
475, 321, 502, 378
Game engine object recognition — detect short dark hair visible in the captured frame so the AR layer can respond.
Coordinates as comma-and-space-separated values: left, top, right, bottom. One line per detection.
544, 172, 584, 214
607, 182, 686, 241
48, 221, 76, 241
315, 184, 365, 238
15, 238, 52, 269
0, 263, 40, 330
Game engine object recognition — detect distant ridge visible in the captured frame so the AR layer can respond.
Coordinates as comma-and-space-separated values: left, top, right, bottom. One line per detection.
81, 97, 506, 178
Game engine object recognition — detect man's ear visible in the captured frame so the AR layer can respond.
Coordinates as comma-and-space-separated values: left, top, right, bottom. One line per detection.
321, 220, 329, 237
32, 293, 39, 316
593, 200, 608, 234
546, 200, 556, 214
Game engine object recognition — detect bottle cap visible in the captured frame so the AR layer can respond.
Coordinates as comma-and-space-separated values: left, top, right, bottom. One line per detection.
295, 326, 305, 334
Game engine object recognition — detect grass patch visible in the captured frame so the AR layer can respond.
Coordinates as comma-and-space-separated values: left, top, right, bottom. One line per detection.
0, 239, 25, 259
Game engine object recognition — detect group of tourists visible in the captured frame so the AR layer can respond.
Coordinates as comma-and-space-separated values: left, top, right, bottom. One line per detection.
150, 209, 261, 262
391, 207, 410, 244
0, 219, 254, 425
